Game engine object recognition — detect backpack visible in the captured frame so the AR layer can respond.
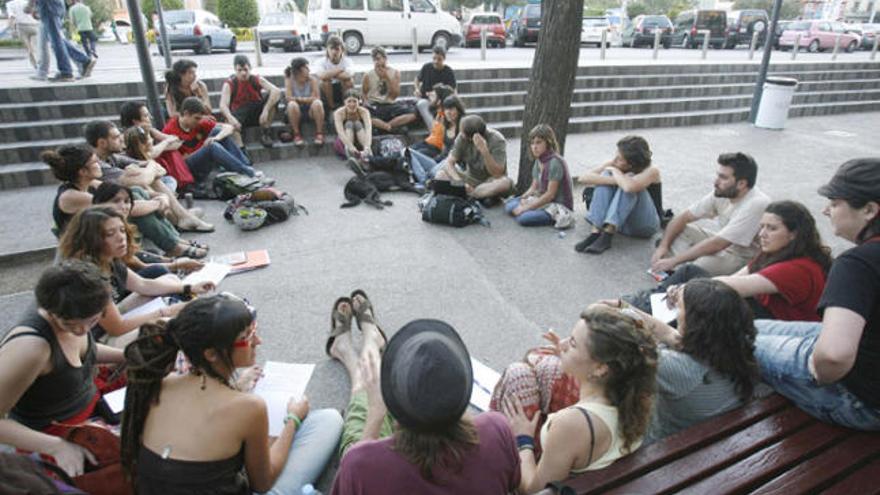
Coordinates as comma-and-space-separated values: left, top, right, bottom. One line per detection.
224, 187, 308, 230
213, 172, 264, 200
420, 193, 488, 228
372, 135, 407, 159
227, 75, 262, 106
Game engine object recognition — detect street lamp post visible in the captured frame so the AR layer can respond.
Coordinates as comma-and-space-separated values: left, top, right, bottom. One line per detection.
155, 0, 173, 69
749, 0, 783, 123
125, 0, 166, 129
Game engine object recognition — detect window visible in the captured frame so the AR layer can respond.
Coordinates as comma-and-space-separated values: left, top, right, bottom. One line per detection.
819, 22, 832, 32
367, 0, 403, 12
332, 0, 364, 9
410, 0, 436, 14
472, 15, 501, 24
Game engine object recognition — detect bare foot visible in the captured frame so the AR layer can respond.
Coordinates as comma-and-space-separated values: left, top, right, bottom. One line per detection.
329, 301, 356, 362
352, 294, 386, 353
236, 365, 264, 392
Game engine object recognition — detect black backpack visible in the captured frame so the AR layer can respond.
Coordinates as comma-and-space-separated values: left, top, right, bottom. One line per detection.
421, 193, 487, 227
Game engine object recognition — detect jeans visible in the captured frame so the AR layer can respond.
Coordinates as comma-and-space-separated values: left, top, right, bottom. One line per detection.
754, 319, 880, 431
586, 171, 659, 238
78, 30, 97, 58
37, 0, 90, 77
160, 175, 177, 193
409, 148, 442, 185
137, 264, 170, 280
185, 129, 255, 179
261, 408, 343, 495
505, 197, 554, 227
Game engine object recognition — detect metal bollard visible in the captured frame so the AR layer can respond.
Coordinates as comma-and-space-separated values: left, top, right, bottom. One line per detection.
254, 28, 263, 67
411, 27, 418, 62
873, 36, 879, 60
480, 26, 487, 61
792, 33, 801, 60
652, 29, 661, 60
749, 31, 759, 60
600, 30, 607, 60
700, 29, 710, 59
831, 34, 841, 60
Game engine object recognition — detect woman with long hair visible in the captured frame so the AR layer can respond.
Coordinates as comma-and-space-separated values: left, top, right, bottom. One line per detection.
120, 100, 195, 191
121, 294, 343, 494
44, 145, 102, 236
493, 305, 658, 493
58, 207, 213, 348
164, 59, 211, 119
505, 124, 574, 227
408, 89, 462, 187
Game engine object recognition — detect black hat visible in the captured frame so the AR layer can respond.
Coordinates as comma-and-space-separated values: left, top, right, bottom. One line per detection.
381, 319, 473, 432
818, 158, 880, 203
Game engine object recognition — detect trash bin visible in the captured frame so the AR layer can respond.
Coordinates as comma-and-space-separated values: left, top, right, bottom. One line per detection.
754, 77, 798, 130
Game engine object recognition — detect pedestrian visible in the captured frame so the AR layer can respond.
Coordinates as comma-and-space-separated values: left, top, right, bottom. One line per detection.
30, 0, 95, 82
68, 0, 97, 59
6, 0, 40, 68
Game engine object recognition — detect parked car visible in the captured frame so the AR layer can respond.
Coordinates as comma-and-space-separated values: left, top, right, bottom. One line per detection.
306, 0, 461, 55
463, 12, 506, 48
723, 9, 769, 48
257, 10, 308, 52
778, 20, 861, 53
581, 16, 614, 47
771, 20, 794, 49
512, 2, 541, 47
621, 14, 673, 48
157, 9, 236, 55
670, 10, 727, 48
859, 23, 879, 50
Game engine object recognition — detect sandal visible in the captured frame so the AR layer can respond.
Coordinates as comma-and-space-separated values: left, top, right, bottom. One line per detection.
314, 133, 325, 146
293, 134, 305, 147
351, 290, 387, 348
325, 297, 353, 357
181, 245, 208, 259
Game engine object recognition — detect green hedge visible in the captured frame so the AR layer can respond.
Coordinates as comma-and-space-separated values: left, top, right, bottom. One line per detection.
218, 0, 259, 28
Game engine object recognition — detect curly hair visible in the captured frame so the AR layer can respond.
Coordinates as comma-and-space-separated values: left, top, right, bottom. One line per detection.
121, 295, 254, 484
749, 200, 833, 274
581, 305, 658, 453
680, 279, 759, 400
58, 206, 137, 270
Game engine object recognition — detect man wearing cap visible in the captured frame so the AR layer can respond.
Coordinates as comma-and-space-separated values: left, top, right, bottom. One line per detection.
651, 152, 771, 276
329, 314, 520, 493
755, 158, 880, 431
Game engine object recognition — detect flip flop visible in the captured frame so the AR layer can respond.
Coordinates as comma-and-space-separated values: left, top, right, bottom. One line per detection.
325, 297, 353, 357
351, 290, 387, 348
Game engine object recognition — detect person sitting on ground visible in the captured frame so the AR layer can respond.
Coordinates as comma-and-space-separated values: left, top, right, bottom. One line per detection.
575, 136, 662, 254
220, 54, 282, 149
283, 57, 326, 146
327, 292, 520, 494
435, 115, 513, 203
44, 144, 102, 236
0, 261, 124, 478
163, 97, 267, 183
505, 124, 574, 228
755, 158, 880, 431
318, 35, 354, 111
362, 46, 418, 133
121, 294, 343, 494
119, 100, 195, 191
408, 91, 462, 188
414, 46, 457, 129
333, 89, 373, 160
628, 200, 832, 322
491, 305, 657, 493
600, 279, 759, 444
651, 152, 771, 276
59, 207, 214, 348
85, 120, 213, 233
92, 182, 205, 280
164, 59, 211, 120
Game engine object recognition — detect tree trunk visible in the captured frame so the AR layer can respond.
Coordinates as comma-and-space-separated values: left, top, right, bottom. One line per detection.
516, 0, 585, 193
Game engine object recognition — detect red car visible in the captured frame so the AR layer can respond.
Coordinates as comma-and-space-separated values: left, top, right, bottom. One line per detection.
463, 13, 506, 48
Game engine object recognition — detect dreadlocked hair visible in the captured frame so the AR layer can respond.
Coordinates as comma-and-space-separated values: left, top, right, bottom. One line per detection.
581, 305, 658, 453
120, 295, 254, 484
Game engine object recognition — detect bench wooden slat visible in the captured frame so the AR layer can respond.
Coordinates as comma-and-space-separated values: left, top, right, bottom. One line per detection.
677, 421, 852, 495
561, 394, 790, 494
603, 406, 813, 495
819, 458, 880, 495
751, 433, 880, 495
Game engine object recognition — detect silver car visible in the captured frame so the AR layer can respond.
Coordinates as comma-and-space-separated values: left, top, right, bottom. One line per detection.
158, 9, 237, 55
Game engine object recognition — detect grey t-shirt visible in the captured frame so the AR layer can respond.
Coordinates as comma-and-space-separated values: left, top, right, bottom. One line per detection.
451, 128, 507, 187
531, 157, 570, 206
644, 348, 745, 445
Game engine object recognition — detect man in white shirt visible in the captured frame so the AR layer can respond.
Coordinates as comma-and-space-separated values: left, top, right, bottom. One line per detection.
7, 0, 39, 68
318, 34, 354, 110
651, 152, 771, 276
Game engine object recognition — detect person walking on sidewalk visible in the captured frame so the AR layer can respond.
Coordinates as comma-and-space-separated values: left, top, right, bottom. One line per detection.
29, 0, 95, 82
68, 0, 97, 59
6, 0, 40, 68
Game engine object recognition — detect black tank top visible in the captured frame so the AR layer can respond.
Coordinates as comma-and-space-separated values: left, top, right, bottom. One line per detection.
52, 183, 95, 237
2, 307, 98, 430
136, 445, 249, 495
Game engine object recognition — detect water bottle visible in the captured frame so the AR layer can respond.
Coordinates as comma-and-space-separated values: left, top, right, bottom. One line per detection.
301, 484, 322, 495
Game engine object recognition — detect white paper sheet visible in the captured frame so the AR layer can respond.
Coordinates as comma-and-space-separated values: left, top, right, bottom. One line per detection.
470, 357, 501, 411
182, 262, 231, 287
252, 361, 315, 436
650, 293, 679, 324
121, 297, 168, 319
104, 387, 126, 414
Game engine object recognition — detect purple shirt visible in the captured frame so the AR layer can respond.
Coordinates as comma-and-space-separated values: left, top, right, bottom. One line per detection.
330, 412, 520, 495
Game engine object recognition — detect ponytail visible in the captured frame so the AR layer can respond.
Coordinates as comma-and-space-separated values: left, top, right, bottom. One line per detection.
41, 145, 93, 183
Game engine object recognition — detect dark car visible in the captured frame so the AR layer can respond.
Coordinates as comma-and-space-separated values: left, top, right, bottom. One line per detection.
771, 20, 794, 49
724, 9, 769, 48
512, 3, 541, 47
857, 23, 879, 50
622, 15, 673, 48
671, 10, 727, 49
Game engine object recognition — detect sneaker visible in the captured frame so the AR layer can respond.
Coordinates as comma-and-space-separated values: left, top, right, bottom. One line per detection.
48, 73, 76, 83
81, 57, 97, 78
585, 232, 614, 254
260, 129, 274, 148
574, 232, 601, 253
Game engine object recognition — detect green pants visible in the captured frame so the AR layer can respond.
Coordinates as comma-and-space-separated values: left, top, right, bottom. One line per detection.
129, 187, 179, 253
339, 391, 395, 457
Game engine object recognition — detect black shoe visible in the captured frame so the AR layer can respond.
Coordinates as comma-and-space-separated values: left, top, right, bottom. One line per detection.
585, 232, 613, 254
575, 232, 601, 253
260, 129, 274, 148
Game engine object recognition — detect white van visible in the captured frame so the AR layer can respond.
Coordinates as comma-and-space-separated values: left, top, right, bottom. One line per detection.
307, 0, 462, 55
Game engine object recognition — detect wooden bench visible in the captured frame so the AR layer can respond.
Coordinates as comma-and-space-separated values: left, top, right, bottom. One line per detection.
535, 394, 880, 495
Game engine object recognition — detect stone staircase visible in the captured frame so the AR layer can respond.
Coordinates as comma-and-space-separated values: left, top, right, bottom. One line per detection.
1, 60, 878, 190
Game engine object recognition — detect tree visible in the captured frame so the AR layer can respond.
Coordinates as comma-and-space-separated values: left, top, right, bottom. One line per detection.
141, 0, 184, 28
219, 0, 259, 27
515, 0, 585, 192
84, 0, 114, 31
203, 0, 219, 14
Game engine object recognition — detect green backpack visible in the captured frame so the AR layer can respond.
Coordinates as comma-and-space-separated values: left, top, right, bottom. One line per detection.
212, 172, 263, 200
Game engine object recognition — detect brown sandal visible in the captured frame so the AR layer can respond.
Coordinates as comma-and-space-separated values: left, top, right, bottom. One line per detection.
325, 297, 353, 357
351, 290, 387, 348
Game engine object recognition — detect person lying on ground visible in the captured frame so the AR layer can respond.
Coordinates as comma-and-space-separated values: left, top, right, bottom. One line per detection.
220, 54, 282, 149
434, 114, 513, 204
362, 46, 418, 133
283, 57, 326, 147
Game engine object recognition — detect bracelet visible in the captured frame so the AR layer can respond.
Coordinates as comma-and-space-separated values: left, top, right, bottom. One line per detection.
516, 434, 535, 450
283, 413, 302, 429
